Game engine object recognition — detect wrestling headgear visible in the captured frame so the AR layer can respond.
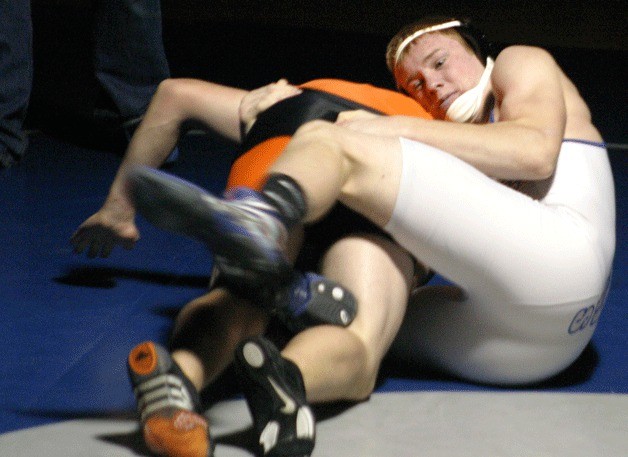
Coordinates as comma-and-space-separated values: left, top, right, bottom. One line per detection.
386, 17, 495, 123
387, 17, 493, 70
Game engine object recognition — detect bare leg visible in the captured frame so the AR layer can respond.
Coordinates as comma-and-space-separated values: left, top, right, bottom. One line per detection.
166, 234, 416, 403
282, 234, 416, 402
168, 231, 305, 391
270, 120, 403, 227
169, 288, 269, 391
122, 78, 245, 171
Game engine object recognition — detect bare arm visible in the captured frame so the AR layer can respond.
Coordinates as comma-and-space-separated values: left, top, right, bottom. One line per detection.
72, 78, 248, 257
339, 46, 566, 181
107, 79, 247, 205
71, 78, 301, 257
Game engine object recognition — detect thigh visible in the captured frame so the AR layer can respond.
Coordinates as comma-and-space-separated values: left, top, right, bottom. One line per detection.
386, 138, 603, 304
277, 120, 405, 227
335, 127, 405, 228
390, 283, 606, 386
320, 234, 415, 364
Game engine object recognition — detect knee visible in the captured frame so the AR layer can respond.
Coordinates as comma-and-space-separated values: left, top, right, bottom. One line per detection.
345, 334, 382, 401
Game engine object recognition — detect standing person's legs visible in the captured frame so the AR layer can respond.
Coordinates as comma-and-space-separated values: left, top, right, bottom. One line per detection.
93, 0, 170, 124
0, 0, 32, 168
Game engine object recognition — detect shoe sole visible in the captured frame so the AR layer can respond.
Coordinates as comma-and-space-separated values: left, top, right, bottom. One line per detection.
235, 337, 315, 457
278, 274, 357, 331
128, 167, 291, 282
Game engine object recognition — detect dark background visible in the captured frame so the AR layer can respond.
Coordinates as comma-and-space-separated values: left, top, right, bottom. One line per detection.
29, 0, 627, 144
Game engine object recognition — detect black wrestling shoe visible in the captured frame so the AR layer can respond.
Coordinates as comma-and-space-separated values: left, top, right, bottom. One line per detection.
274, 271, 357, 332
128, 341, 213, 457
127, 166, 292, 286
235, 336, 315, 457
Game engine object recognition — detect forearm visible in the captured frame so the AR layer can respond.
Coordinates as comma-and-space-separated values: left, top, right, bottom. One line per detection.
105, 121, 178, 210
105, 79, 248, 208
385, 116, 560, 180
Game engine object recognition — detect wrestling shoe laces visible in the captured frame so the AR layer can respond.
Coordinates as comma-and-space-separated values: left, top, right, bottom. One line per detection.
273, 271, 357, 332
127, 167, 292, 285
128, 341, 212, 457
235, 336, 315, 457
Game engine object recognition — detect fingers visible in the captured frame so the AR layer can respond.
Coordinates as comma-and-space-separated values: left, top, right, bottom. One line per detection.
240, 79, 302, 136
100, 238, 117, 259
268, 79, 302, 102
72, 226, 109, 258
70, 225, 137, 258
249, 80, 302, 115
336, 109, 378, 124
70, 228, 90, 255
87, 237, 103, 259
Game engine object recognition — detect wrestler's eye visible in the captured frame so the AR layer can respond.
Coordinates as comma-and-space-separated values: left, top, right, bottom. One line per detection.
411, 79, 424, 92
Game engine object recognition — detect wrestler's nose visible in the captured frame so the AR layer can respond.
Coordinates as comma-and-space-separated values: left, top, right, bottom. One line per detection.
424, 73, 443, 92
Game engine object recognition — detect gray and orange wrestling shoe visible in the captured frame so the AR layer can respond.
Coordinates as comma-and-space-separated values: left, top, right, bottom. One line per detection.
235, 336, 315, 457
128, 341, 212, 457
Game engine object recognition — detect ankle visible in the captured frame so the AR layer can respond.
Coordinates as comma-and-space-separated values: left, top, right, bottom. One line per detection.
261, 173, 307, 228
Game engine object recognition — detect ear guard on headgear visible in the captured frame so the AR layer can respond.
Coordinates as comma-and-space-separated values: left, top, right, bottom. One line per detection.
455, 19, 494, 64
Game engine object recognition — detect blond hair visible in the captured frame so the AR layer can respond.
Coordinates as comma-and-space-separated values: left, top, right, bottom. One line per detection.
386, 17, 479, 72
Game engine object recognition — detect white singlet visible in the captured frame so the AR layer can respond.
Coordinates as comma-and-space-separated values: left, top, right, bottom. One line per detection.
386, 138, 615, 385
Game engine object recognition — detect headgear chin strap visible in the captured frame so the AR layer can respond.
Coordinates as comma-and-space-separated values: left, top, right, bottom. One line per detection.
446, 57, 494, 123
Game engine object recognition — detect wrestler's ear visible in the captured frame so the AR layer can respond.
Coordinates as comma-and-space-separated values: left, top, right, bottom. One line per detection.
456, 18, 495, 64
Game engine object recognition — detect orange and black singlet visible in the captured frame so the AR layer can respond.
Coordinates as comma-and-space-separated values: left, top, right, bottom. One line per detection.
226, 78, 431, 190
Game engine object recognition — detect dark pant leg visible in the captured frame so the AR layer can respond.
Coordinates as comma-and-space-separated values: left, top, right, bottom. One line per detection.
92, 0, 170, 121
0, 0, 32, 167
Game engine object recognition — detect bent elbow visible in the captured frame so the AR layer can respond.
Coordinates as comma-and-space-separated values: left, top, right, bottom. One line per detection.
524, 145, 559, 180
519, 128, 561, 180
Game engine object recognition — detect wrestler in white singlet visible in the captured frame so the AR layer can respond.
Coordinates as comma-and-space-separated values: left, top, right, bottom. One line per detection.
387, 138, 615, 384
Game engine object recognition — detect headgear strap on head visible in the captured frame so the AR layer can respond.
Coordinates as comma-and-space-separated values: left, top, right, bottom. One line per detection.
446, 57, 494, 123
393, 20, 462, 68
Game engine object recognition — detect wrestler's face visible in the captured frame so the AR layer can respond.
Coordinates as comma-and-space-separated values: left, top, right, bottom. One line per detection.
395, 32, 485, 119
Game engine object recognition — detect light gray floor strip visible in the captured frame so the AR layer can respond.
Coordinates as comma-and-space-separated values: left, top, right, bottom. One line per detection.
1, 391, 626, 456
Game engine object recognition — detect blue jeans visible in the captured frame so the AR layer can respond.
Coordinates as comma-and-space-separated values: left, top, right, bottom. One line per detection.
0, 0, 170, 167
0, 0, 32, 167
93, 0, 170, 120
